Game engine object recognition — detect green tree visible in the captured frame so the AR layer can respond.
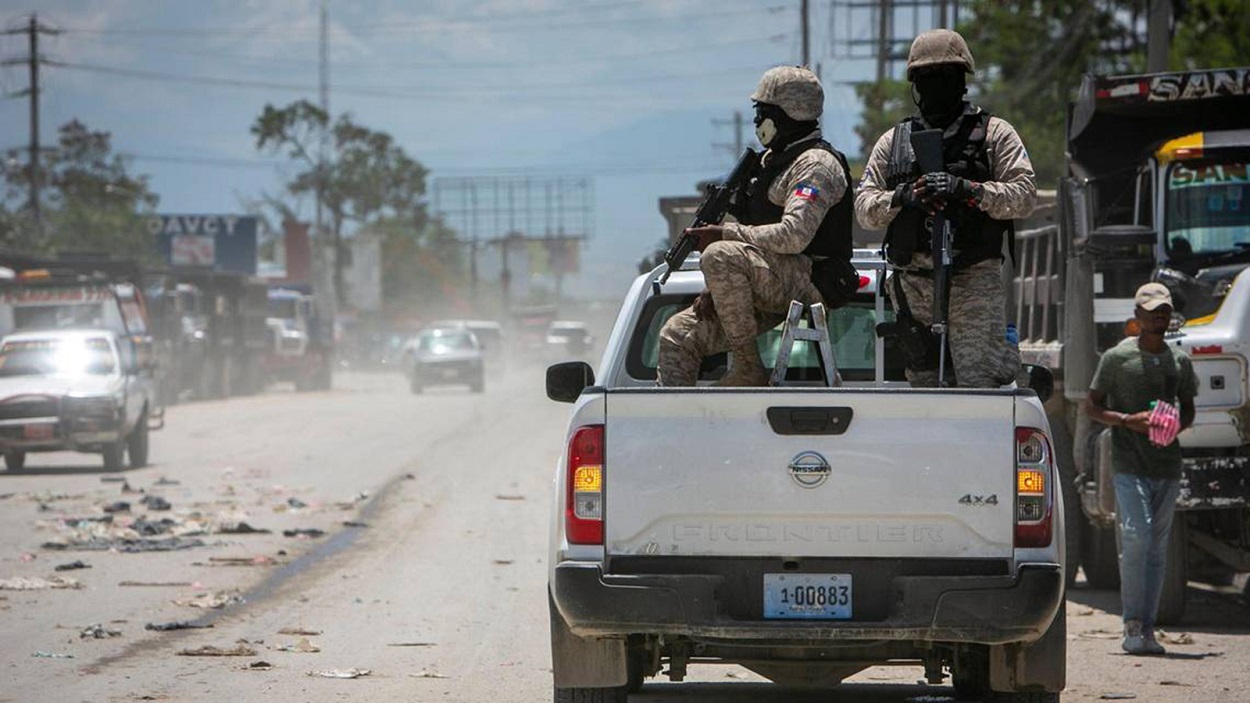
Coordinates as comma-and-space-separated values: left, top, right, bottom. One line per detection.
853, 79, 913, 163
2, 119, 158, 258
251, 100, 430, 305
1170, 0, 1250, 70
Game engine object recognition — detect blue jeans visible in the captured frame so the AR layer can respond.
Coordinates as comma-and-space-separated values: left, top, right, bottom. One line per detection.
1114, 473, 1180, 628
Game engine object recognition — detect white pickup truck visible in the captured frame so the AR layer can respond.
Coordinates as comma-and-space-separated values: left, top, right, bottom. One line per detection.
545, 252, 1066, 702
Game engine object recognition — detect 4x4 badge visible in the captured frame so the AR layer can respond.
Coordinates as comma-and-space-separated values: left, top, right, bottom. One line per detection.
788, 451, 831, 489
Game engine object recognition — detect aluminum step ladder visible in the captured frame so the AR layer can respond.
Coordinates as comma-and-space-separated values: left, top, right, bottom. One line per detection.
770, 300, 840, 387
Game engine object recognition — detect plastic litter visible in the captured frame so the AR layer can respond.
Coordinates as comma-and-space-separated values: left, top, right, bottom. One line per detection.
245, 661, 273, 671
122, 581, 193, 588
154, 477, 181, 486
0, 576, 84, 590
80, 623, 122, 639
102, 501, 131, 514
276, 638, 321, 653
32, 651, 74, 659
342, 520, 368, 528
283, 528, 326, 538
215, 522, 271, 535
140, 495, 172, 511
287, 497, 308, 509
173, 592, 244, 609
54, 560, 91, 572
278, 628, 322, 636
145, 621, 213, 631
43, 537, 207, 553
177, 644, 258, 657
1157, 631, 1195, 645
387, 642, 436, 647
409, 671, 450, 679
309, 668, 370, 679
1099, 695, 1137, 701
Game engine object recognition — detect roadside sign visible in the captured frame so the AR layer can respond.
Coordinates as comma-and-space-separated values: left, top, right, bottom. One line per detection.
149, 215, 258, 274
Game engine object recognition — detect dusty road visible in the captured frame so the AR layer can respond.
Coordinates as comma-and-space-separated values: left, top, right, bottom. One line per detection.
1, 368, 1248, 702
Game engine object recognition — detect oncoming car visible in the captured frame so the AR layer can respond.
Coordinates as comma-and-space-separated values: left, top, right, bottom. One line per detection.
406, 327, 485, 394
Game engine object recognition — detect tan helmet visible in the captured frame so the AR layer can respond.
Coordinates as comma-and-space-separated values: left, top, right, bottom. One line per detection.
906, 28, 975, 80
750, 66, 823, 121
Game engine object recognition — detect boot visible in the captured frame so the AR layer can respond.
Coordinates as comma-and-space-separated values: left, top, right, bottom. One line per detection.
715, 343, 770, 387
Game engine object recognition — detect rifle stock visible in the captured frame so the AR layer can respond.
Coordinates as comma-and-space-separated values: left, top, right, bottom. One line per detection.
658, 147, 759, 284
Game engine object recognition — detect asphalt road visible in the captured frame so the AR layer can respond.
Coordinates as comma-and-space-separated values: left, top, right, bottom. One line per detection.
1, 367, 1247, 702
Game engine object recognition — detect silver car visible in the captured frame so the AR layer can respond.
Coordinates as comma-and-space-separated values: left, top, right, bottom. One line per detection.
406, 327, 485, 394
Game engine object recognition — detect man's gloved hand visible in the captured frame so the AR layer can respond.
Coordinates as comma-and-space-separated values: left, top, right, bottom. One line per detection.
692, 288, 718, 322
921, 172, 981, 203
891, 180, 926, 210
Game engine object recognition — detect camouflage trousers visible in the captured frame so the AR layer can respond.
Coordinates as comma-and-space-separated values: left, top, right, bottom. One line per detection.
887, 256, 1020, 388
657, 240, 823, 386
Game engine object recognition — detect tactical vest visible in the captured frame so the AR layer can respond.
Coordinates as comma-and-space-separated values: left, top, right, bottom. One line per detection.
735, 138, 853, 261
883, 111, 1013, 269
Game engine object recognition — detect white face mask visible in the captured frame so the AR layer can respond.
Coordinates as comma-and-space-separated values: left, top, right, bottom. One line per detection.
755, 118, 778, 147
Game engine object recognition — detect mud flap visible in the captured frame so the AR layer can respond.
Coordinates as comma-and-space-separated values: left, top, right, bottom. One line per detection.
550, 592, 627, 688
989, 606, 1066, 693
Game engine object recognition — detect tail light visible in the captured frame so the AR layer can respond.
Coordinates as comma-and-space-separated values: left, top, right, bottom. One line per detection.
1014, 427, 1054, 548
566, 425, 604, 545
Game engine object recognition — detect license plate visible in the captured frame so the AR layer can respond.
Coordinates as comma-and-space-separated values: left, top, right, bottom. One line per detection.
763, 573, 852, 619
23, 424, 54, 441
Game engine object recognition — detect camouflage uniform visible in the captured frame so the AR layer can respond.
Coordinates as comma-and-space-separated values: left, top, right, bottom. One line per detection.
657, 141, 846, 386
855, 110, 1036, 387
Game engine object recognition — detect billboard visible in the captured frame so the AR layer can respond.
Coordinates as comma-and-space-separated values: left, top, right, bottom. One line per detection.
149, 214, 258, 274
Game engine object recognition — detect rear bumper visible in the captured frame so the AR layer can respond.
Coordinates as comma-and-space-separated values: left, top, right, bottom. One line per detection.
551, 561, 1062, 646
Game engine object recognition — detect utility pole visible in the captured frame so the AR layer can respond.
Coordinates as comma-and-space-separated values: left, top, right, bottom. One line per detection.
800, 0, 810, 67
1147, 0, 1170, 73
2, 15, 57, 240
713, 111, 746, 159
876, 0, 892, 83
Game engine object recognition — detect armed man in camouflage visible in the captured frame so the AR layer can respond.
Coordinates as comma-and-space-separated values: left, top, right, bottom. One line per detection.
855, 28, 1036, 387
657, 66, 855, 386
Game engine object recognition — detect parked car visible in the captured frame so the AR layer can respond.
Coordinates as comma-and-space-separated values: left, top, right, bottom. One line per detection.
407, 327, 485, 394
0, 329, 158, 471
545, 320, 593, 358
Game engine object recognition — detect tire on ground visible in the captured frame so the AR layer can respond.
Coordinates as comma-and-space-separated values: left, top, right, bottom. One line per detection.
3, 451, 25, 471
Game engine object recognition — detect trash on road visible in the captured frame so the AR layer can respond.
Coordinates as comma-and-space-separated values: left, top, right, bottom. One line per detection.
32, 651, 74, 659
282, 528, 326, 539
215, 521, 270, 535
145, 621, 213, 631
1078, 628, 1121, 640
172, 592, 244, 609
1099, 695, 1137, 701
409, 671, 450, 679
102, 501, 131, 513
54, 560, 90, 572
80, 623, 122, 639
492, 559, 514, 565
177, 644, 258, 657
140, 495, 172, 511
154, 477, 180, 486
342, 520, 368, 528
287, 497, 309, 509
194, 555, 276, 567
387, 642, 436, 647
0, 576, 84, 590
100, 476, 126, 483
494, 494, 525, 501
309, 668, 371, 679
276, 638, 321, 653
121, 581, 194, 588
1157, 631, 1195, 645
245, 660, 273, 671
44, 536, 208, 553
278, 628, 322, 636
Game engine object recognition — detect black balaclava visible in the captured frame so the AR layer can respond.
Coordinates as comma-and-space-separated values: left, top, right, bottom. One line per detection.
753, 102, 818, 151
912, 65, 967, 128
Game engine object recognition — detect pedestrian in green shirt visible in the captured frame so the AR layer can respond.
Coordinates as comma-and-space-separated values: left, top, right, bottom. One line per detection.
1085, 282, 1197, 656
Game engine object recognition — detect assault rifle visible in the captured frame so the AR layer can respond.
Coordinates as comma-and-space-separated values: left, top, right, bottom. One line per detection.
657, 147, 759, 285
910, 128, 952, 386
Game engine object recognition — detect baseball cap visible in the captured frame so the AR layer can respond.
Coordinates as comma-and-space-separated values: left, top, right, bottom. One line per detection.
1135, 282, 1173, 311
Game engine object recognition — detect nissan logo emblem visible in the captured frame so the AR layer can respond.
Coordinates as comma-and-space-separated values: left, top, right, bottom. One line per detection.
788, 451, 831, 489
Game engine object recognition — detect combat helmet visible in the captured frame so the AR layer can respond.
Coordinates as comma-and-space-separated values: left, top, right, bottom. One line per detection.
906, 29, 975, 80
750, 66, 823, 121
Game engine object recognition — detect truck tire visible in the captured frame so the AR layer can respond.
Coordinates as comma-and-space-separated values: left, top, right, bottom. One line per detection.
1155, 519, 1188, 626
4, 451, 25, 471
127, 409, 150, 468
952, 648, 989, 700
102, 440, 126, 472
1082, 520, 1121, 589
1048, 417, 1082, 586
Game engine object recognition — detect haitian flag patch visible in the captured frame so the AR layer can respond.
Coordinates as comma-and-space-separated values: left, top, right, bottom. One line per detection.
793, 183, 819, 201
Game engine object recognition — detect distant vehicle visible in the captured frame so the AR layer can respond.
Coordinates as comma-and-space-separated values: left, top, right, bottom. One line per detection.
264, 287, 332, 392
545, 320, 592, 357
407, 327, 485, 394
0, 330, 159, 472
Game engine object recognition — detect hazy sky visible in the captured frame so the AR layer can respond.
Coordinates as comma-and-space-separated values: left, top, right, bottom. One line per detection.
0, 0, 912, 301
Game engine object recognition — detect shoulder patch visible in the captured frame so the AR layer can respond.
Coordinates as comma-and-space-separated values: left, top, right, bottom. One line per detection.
793, 183, 819, 201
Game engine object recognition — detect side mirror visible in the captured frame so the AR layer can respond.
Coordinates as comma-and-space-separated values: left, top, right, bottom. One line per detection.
1022, 363, 1054, 403
546, 361, 594, 403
